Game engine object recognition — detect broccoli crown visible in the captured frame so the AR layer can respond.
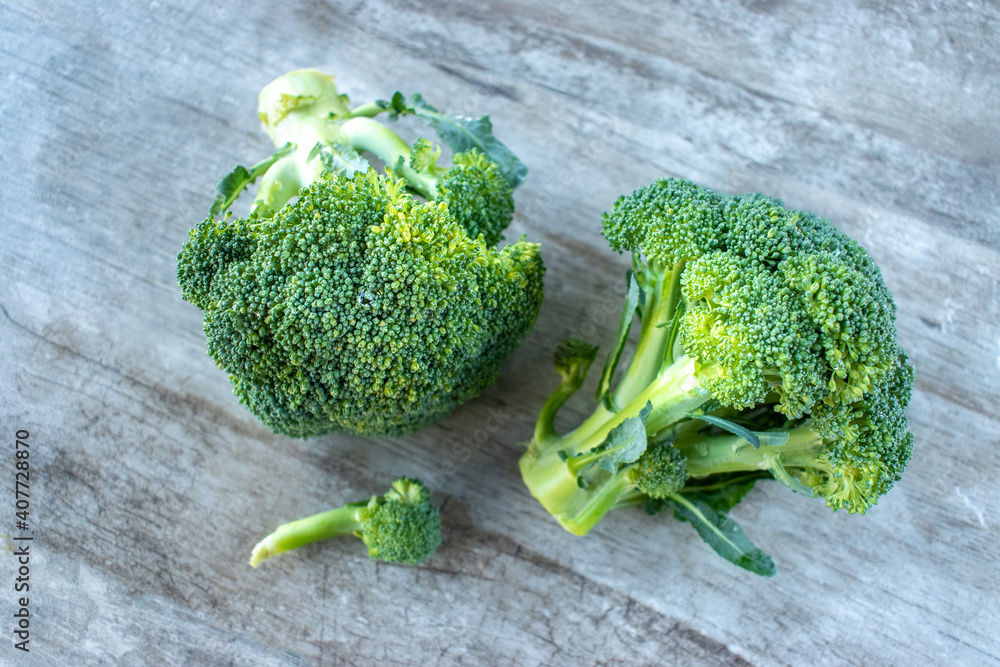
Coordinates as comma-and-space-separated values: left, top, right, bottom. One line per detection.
180, 169, 543, 437
799, 353, 915, 513
179, 69, 541, 438
435, 150, 515, 247
602, 177, 900, 417
522, 176, 912, 575
553, 338, 600, 381
627, 441, 688, 498
358, 477, 442, 564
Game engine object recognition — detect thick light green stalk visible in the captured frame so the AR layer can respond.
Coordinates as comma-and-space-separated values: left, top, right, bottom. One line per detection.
249, 502, 366, 567
521, 355, 712, 536
676, 425, 825, 478
611, 261, 684, 407
250, 69, 437, 213
561, 355, 710, 459
518, 444, 635, 536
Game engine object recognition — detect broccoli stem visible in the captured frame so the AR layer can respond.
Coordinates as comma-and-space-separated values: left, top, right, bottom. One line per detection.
611, 261, 684, 407
533, 367, 590, 443
344, 101, 384, 118
252, 70, 442, 214
249, 502, 367, 567
338, 117, 439, 198
522, 354, 713, 535
675, 425, 826, 478
519, 443, 635, 535
559, 354, 710, 458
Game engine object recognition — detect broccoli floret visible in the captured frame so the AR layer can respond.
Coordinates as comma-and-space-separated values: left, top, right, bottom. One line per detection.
178, 70, 543, 437
627, 441, 688, 499
250, 477, 441, 567
520, 178, 913, 576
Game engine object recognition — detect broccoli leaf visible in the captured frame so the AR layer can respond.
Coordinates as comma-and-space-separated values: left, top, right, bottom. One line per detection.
681, 473, 765, 512
310, 142, 370, 178
767, 458, 816, 496
378, 92, 527, 188
667, 495, 776, 576
210, 142, 294, 217
562, 401, 652, 474
597, 271, 640, 409
689, 414, 790, 450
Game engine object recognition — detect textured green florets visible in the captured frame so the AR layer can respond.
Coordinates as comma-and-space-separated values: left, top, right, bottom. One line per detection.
437, 150, 515, 247
359, 478, 442, 564
601, 177, 900, 418
180, 69, 539, 439
181, 168, 544, 437
800, 353, 915, 514
602, 178, 726, 265
628, 442, 688, 498
177, 215, 256, 312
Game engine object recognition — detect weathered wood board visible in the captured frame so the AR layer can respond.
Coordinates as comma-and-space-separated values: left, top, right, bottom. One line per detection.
2, 0, 998, 664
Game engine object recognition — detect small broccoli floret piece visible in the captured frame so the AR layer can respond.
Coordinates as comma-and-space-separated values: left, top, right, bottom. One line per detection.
178, 69, 542, 437
250, 478, 441, 567
627, 442, 688, 498
531, 339, 600, 442
177, 215, 256, 311
554, 338, 601, 378
520, 177, 913, 575
416, 144, 515, 246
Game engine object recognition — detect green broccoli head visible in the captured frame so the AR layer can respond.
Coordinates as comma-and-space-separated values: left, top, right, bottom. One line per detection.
250, 477, 441, 567
178, 69, 541, 438
522, 176, 912, 575
600, 177, 900, 419
182, 168, 543, 437
358, 477, 442, 564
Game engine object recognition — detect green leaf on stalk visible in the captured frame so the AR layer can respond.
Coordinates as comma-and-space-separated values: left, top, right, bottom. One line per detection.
597, 272, 640, 409
591, 401, 653, 473
210, 142, 294, 217
376, 92, 527, 188
667, 495, 776, 577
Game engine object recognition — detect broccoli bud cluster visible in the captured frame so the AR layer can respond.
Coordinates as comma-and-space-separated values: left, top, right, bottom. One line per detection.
520, 177, 913, 576
178, 70, 543, 437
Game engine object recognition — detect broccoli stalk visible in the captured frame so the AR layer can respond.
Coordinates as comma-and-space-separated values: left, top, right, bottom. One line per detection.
253, 72, 428, 211
250, 478, 441, 567
520, 178, 914, 575
248, 69, 519, 245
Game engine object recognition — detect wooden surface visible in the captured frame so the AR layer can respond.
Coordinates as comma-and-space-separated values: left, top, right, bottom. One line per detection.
2, 0, 998, 664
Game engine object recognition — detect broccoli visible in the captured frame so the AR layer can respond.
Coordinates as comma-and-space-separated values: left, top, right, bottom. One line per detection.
177, 70, 544, 437
250, 477, 441, 567
520, 178, 913, 576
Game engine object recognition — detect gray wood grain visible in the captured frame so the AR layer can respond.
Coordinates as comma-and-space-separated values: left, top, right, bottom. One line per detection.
2, 0, 998, 664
